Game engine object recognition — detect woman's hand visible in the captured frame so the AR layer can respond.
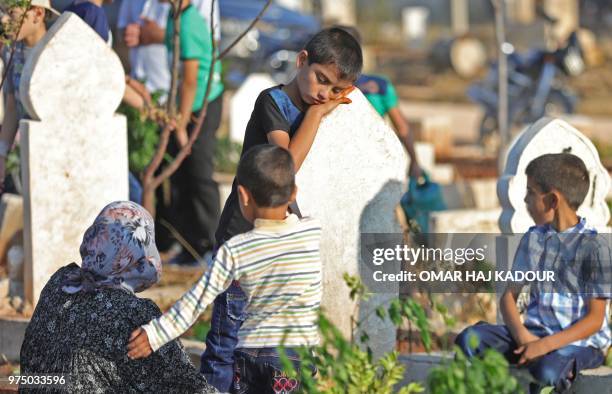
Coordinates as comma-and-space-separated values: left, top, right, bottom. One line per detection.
127, 327, 152, 359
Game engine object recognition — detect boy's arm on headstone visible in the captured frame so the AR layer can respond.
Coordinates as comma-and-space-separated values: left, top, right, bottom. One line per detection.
142, 244, 236, 351
269, 88, 353, 171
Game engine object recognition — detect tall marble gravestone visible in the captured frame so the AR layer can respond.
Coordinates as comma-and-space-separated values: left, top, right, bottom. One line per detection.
498, 117, 610, 234
296, 89, 408, 356
20, 13, 128, 305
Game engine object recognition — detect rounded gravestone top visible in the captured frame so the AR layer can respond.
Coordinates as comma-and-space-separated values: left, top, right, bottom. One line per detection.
19, 12, 125, 121
498, 117, 611, 233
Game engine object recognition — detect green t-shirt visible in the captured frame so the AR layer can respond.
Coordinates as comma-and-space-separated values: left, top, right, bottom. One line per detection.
165, 5, 223, 112
355, 74, 398, 116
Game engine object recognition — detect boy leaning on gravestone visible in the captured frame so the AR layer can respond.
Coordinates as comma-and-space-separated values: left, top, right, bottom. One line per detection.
128, 145, 322, 394
201, 27, 361, 392
129, 27, 363, 392
455, 153, 611, 394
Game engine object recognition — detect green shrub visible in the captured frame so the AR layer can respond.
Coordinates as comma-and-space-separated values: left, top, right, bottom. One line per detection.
279, 274, 428, 394
214, 135, 242, 175
427, 343, 523, 394
118, 103, 161, 174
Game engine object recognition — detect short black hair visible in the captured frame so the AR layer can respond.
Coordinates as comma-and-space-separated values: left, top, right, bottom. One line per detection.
236, 145, 295, 207
525, 153, 590, 210
334, 25, 362, 45
304, 27, 363, 81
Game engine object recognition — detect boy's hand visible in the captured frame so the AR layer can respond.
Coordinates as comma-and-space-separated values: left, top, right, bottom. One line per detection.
174, 125, 189, 149
311, 86, 355, 117
139, 18, 165, 46
124, 23, 141, 47
514, 338, 550, 365
127, 328, 153, 359
408, 162, 422, 179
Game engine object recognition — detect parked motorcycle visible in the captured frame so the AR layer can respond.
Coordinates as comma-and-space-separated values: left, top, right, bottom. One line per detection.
467, 32, 585, 147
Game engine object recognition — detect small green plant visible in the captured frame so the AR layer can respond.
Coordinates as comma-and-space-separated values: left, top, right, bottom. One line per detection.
279, 274, 430, 393
5, 144, 19, 175
214, 135, 242, 175
0, 0, 33, 45
190, 320, 210, 342
428, 341, 523, 394
118, 101, 162, 174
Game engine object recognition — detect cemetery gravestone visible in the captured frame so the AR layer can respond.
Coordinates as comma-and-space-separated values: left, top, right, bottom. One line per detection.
229, 73, 275, 143
296, 89, 408, 357
498, 117, 610, 234
20, 13, 128, 305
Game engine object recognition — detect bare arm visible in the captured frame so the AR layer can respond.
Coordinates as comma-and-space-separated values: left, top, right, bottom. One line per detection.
123, 84, 145, 109
267, 107, 325, 172
175, 59, 199, 147
139, 18, 166, 45
500, 285, 538, 346
387, 106, 421, 177
268, 87, 354, 171
540, 298, 606, 351
515, 298, 607, 365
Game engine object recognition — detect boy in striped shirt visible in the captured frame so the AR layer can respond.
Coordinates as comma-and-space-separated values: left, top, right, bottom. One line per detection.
128, 145, 322, 392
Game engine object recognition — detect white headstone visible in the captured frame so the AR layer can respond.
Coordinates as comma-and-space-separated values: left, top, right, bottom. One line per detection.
229, 74, 275, 143
296, 89, 407, 357
20, 13, 129, 305
498, 117, 610, 234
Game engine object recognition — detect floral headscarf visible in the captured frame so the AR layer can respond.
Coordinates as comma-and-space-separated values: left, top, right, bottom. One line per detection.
62, 201, 162, 294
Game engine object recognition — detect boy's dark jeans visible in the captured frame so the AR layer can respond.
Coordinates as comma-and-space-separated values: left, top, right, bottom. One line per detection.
200, 281, 247, 392
455, 322, 605, 394
232, 347, 314, 394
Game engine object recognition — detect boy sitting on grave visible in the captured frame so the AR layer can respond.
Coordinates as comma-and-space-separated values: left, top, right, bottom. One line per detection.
455, 153, 611, 394
128, 145, 321, 393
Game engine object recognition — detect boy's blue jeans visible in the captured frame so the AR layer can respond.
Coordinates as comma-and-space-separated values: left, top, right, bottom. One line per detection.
455, 322, 605, 394
200, 281, 247, 392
